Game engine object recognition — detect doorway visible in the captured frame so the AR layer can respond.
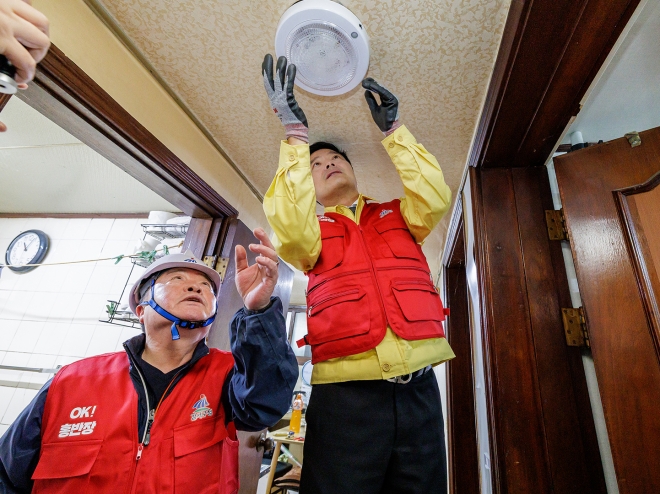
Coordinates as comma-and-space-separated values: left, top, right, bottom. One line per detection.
0, 43, 278, 494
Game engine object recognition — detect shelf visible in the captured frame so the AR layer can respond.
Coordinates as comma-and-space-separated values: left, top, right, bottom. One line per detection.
142, 223, 188, 241
101, 299, 141, 329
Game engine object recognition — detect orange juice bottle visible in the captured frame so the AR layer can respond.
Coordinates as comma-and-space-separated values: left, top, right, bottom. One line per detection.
289, 393, 303, 434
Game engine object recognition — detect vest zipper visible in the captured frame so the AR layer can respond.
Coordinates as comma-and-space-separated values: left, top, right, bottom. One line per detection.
136, 409, 155, 459
144, 409, 155, 446
307, 288, 360, 317
306, 268, 370, 297
123, 348, 152, 494
125, 351, 152, 460
357, 224, 390, 325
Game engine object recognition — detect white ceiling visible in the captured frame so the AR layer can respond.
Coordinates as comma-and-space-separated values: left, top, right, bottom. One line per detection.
89, 0, 513, 263
563, 0, 660, 144
0, 98, 179, 214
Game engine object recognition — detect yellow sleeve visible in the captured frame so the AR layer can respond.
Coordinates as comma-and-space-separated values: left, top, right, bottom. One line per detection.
382, 125, 452, 243
263, 140, 321, 272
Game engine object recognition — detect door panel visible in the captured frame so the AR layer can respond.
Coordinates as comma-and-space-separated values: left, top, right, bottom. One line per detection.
554, 127, 660, 493
207, 218, 294, 494
616, 173, 660, 354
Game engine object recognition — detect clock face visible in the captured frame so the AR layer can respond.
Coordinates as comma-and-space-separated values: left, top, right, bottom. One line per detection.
5, 230, 49, 273
301, 360, 313, 387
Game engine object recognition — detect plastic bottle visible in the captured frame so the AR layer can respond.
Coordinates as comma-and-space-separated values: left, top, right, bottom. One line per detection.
289, 393, 303, 434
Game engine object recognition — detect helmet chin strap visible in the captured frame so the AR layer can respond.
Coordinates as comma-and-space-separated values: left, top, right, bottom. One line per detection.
141, 279, 217, 340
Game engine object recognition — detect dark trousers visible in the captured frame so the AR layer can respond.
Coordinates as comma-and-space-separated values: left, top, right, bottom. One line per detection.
299, 370, 447, 494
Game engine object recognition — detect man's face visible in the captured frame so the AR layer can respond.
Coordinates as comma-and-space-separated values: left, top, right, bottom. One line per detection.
137, 268, 217, 335
310, 148, 358, 206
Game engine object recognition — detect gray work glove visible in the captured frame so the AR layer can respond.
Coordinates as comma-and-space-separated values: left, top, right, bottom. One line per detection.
362, 78, 401, 135
262, 54, 309, 142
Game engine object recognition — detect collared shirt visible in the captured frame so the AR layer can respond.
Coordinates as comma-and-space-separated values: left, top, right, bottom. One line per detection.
263, 125, 455, 385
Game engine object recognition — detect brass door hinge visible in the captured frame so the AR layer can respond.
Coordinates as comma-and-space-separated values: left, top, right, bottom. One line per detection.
562, 307, 590, 348
203, 255, 230, 283
545, 209, 568, 241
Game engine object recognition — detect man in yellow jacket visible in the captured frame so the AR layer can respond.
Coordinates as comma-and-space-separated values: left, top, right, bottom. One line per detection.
262, 54, 454, 494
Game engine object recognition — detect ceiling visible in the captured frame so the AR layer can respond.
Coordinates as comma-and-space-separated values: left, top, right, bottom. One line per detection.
562, 0, 660, 145
0, 98, 179, 214
87, 0, 512, 258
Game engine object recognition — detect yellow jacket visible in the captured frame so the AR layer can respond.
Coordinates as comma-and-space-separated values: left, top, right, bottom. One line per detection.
263, 125, 455, 384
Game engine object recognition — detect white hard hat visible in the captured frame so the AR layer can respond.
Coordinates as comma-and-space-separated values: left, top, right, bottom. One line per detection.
128, 250, 222, 315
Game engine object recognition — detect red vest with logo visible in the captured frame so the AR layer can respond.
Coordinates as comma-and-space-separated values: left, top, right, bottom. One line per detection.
32, 349, 239, 494
300, 199, 448, 363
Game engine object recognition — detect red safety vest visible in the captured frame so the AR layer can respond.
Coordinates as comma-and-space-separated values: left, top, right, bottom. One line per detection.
298, 199, 449, 363
32, 349, 239, 494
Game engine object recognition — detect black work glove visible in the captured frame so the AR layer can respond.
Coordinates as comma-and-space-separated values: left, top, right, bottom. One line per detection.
262, 54, 308, 139
362, 78, 400, 133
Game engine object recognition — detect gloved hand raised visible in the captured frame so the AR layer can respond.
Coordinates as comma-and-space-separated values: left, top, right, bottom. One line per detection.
362, 78, 400, 135
262, 54, 309, 143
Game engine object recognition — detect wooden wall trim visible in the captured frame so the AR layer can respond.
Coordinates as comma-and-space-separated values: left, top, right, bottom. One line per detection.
468, 0, 640, 170
444, 219, 480, 494
467, 166, 605, 493
468, 167, 500, 492
18, 44, 237, 219
443, 194, 465, 268
0, 93, 11, 112
512, 167, 606, 493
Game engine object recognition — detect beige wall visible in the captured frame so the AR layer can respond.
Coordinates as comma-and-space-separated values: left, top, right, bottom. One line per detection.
33, 0, 266, 231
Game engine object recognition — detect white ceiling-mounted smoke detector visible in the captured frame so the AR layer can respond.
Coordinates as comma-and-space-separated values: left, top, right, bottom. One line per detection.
275, 0, 370, 96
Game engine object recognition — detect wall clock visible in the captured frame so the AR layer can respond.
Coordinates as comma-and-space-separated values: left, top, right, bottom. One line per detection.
5, 230, 50, 273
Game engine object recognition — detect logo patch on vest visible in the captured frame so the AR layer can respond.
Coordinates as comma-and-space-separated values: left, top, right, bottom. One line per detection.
191, 394, 213, 421
379, 209, 393, 218
318, 216, 335, 223
58, 406, 98, 438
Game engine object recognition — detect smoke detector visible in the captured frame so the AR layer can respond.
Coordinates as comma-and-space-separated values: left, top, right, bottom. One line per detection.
275, 0, 370, 96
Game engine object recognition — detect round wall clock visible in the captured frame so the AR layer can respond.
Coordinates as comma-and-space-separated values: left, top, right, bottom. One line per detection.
301, 360, 313, 387
5, 230, 50, 273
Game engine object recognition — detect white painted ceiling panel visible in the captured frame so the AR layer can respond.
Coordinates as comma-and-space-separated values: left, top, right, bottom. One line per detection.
0, 98, 179, 214
564, 0, 660, 144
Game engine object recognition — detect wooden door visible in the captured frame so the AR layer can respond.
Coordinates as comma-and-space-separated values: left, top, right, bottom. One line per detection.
554, 127, 660, 493
207, 218, 294, 494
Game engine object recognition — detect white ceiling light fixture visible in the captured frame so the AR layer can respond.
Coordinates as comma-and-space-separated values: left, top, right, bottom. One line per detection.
275, 0, 370, 96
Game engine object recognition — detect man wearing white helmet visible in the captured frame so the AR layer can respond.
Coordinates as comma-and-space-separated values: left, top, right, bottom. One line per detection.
0, 228, 298, 493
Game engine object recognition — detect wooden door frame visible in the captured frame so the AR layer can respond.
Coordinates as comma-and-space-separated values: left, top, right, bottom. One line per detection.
442, 199, 480, 494
1, 42, 270, 494
2, 45, 251, 341
441, 0, 643, 491
11, 44, 237, 261
467, 0, 640, 171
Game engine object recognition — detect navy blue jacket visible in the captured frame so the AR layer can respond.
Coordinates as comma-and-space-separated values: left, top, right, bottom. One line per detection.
0, 297, 298, 493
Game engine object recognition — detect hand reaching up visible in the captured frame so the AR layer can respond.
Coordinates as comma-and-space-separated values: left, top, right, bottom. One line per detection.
234, 227, 280, 311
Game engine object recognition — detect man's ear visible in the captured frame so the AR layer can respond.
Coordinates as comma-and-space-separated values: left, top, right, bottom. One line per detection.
136, 304, 146, 324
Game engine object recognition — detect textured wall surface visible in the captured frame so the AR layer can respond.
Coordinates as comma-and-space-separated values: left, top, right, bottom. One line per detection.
91, 0, 511, 268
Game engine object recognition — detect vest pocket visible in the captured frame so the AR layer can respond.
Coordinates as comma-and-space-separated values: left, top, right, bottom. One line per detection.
374, 215, 420, 259
391, 281, 445, 322
32, 439, 102, 487
306, 287, 370, 344
315, 222, 345, 273
174, 419, 235, 493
